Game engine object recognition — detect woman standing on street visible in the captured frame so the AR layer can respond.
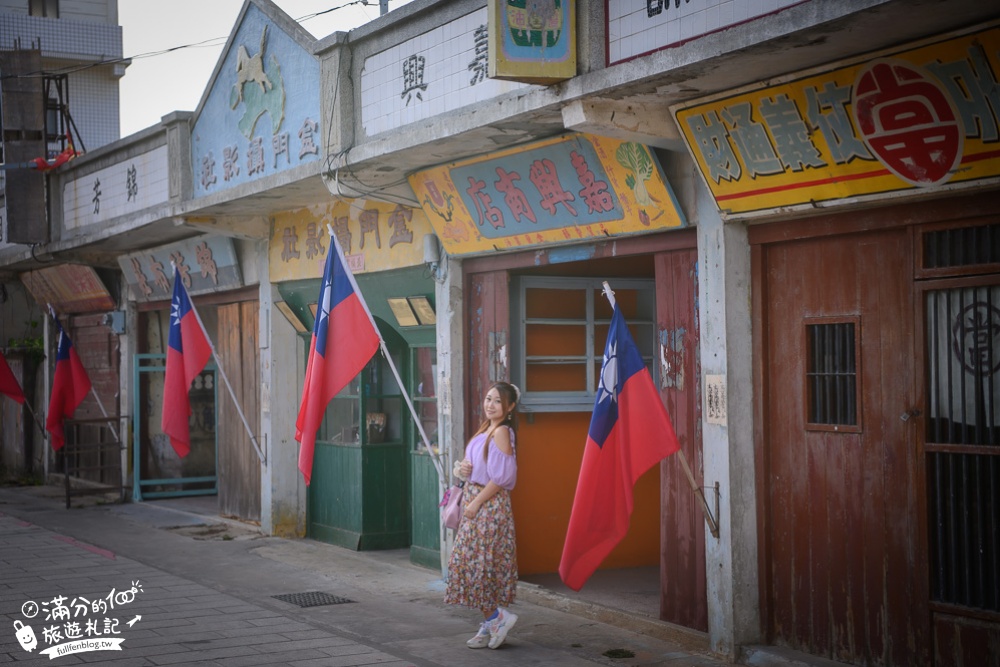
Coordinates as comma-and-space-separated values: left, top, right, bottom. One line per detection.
444, 381, 520, 649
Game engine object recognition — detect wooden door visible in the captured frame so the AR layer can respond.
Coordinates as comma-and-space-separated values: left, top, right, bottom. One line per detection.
218, 301, 261, 522
759, 228, 929, 665
656, 248, 707, 630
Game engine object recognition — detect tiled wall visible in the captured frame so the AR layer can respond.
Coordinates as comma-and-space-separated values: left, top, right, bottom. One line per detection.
62, 145, 169, 230
360, 7, 533, 137
608, 0, 808, 64
0, 13, 121, 59
67, 66, 121, 149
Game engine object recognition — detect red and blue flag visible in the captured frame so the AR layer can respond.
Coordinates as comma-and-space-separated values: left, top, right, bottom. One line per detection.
296, 235, 380, 485
162, 268, 212, 458
0, 349, 26, 404
46, 316, 92, 451
559, 304, 680, 591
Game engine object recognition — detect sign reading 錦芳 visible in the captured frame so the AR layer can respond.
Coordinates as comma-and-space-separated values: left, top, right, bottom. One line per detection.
671, 23, 1000, 219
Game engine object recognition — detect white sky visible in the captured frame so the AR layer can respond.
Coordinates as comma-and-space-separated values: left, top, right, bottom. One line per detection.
118, 0, 408, 138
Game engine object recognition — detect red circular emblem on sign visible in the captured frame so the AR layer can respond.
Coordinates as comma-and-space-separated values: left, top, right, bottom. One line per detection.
852, 58, 962, 186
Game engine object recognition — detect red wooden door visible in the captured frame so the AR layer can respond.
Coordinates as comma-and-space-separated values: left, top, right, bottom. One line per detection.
656, 248, 707, 630
759, 228, 929, 665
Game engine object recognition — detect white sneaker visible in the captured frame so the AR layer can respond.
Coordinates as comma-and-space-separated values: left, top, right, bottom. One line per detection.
466, 622, 490, 649
487, 609, 518, 649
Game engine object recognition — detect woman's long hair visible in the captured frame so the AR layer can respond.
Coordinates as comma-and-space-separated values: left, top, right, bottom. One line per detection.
472, 381, 519, 460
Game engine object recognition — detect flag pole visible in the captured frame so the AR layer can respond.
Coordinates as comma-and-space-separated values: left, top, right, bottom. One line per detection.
325, 226, 445, 485
47, 304, 120, 444
600, 281, 720, 538
171, 267, 265, 464
21, 397, 46, 435
88, 386, 121, 444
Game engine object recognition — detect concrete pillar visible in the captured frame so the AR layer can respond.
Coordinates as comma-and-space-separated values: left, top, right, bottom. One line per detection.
259, 241, 306, 537
696, 178, 760, 658
161, 111, 193, 202
435, 252, 463, 573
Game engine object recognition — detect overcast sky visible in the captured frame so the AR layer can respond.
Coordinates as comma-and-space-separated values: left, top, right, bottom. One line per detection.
118, 0, 408, 137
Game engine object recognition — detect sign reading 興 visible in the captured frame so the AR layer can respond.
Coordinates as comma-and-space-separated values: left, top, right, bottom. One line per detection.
672, 23, 1000, 219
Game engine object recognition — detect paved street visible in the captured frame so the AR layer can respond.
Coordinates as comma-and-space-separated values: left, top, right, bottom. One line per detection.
0, 484, 730, 666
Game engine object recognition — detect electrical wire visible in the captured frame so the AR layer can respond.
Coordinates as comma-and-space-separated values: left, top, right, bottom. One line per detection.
0, 0, 380, 82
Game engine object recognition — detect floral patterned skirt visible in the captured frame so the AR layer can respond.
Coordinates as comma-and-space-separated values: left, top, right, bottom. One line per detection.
444, 483, 518, 613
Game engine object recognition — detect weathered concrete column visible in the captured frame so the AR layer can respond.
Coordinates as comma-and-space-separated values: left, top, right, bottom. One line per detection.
259, 242, 306, 537
160, 111, 193, 203
435, 251, 464, 574
696, 177, 760, 658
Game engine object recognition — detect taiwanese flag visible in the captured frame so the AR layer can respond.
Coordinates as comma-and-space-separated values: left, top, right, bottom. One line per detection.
0, 349, 26, 404
46, 317, 92, 451
162, 268, 212, 458
558, 304, 681, 591
295, 235, 380, 485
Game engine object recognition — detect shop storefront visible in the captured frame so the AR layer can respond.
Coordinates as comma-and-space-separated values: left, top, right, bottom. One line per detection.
410, 131, 711, 625
270, 199, 442, 567
120, 236, 260, 520
672, 21, 1000, 666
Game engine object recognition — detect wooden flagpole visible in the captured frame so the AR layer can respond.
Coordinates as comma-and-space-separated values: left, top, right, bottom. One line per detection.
600, 281, 720, 538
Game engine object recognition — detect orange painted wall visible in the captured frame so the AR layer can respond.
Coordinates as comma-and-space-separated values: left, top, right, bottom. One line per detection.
510, 411, 662, 575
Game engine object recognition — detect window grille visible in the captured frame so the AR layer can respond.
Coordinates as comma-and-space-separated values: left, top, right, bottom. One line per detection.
805, 322, 858, 427
926, 285, 1000, 613
923, 223, 1000, 269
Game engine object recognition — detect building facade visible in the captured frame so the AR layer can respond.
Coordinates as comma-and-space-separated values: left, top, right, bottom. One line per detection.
0, 1, 997, 665
0, 0, 124, 478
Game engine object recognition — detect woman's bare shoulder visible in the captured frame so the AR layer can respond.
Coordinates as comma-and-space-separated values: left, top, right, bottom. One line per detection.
492, 425, 514, 455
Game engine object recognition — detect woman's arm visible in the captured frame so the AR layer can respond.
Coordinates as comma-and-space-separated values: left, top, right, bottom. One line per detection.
464, 426, 515, 518
464, 480, 503, 519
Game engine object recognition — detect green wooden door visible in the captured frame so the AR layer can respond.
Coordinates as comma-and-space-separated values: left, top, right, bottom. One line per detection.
307, 333, 410, 550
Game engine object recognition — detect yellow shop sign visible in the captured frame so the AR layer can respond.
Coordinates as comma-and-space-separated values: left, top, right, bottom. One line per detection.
672, 23, 1000, 218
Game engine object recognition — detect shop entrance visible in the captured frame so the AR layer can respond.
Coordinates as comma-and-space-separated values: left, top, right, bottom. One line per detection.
465, 232, 706, 629
757, 226, 926, 665
756, 208, 1000, 666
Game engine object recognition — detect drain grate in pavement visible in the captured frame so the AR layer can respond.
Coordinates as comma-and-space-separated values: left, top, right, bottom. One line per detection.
272, 591, 355, 607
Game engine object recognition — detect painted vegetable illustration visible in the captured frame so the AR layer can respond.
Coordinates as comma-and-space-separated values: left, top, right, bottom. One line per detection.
616, 142, 656, 207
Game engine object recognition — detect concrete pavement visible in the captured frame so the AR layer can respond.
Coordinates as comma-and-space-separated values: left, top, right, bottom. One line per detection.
0, 483, 733, 666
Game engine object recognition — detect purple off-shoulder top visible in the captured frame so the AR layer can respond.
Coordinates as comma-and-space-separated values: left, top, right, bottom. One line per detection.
464, 427, 517, 490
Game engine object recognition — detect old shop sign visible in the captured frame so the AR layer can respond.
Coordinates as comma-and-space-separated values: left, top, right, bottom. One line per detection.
672, 23, 1000, 219
191, 3, 321, 198
22, 265, 115, 314
488, 0, 575, 83
269, 200, 435, 282
118, 236, 242, 302
408, 133, 685, 256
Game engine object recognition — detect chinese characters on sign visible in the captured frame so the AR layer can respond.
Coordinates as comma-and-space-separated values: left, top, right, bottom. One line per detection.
15, 580, 144, 659
672, 26, 1000, 217
705, 374, 727, 425
608, 0, 803, 65
200, 118, 320, 190
118, 236, 242, 302
409, 133, 686, 256
360, 8, 533, 137
269, 200, 435, 282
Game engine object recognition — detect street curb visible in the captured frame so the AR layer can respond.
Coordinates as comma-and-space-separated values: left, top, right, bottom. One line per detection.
516, 580, 711, 655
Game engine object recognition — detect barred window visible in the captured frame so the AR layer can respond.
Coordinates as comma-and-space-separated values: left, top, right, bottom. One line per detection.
806, 320, 859, 429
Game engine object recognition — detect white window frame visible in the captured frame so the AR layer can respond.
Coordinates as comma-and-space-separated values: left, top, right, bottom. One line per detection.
512, 275, 656, 413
